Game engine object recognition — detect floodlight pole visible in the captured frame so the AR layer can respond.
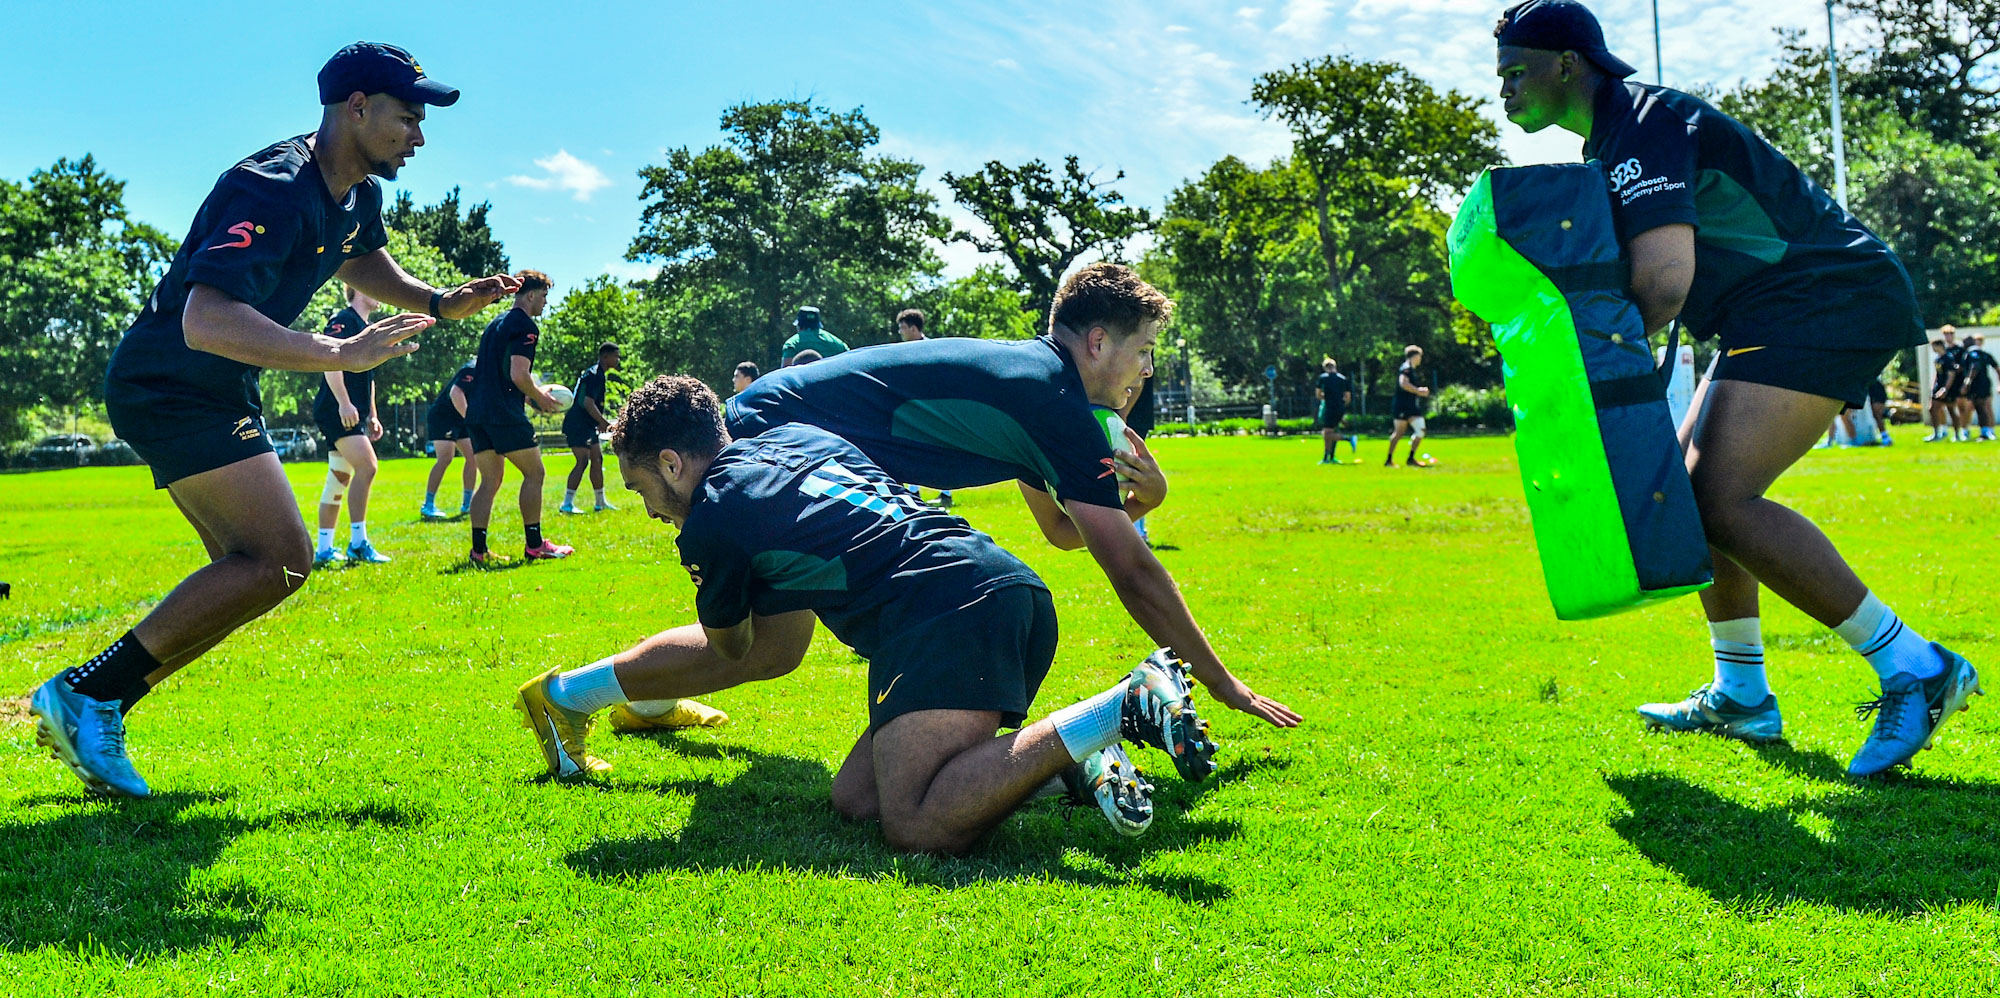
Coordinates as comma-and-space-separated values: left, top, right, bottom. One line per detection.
1826, 0, 1849, 207
1652, 0, 1664, 84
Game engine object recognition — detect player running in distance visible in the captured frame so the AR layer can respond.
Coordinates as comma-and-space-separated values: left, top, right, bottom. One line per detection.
30, 42, 519, 797
518, 376, 1217, 849
1495, 0, 1980, 774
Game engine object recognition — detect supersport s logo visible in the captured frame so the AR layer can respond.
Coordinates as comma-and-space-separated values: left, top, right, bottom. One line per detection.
1608, 158, 1643, 191
205, 221, 264, 251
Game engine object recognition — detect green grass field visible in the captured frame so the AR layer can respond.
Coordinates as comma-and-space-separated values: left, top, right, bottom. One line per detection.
4, 434, 1999, 995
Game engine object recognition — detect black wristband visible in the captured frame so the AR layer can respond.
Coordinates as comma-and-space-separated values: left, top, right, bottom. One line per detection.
428, 289, 444, 318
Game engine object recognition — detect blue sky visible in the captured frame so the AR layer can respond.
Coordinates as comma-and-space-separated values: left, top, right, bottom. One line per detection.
4, 0, 1837, 297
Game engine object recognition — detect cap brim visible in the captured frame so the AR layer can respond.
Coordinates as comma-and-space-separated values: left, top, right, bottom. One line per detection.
1589, 48, 1638, 78
391, 76, 461, 107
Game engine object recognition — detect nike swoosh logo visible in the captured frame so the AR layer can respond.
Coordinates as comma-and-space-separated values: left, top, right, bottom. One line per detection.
1725, 347, 1767, 357
875, 674, 904, 704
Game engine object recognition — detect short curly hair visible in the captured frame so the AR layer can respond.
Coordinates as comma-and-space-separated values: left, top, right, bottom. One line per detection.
1049, 262, 1173, 340
515, 269, 552, 295
611, 374, 726, 463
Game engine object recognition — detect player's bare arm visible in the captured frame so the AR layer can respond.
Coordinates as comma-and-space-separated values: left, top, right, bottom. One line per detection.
1626, 223, 1696, 335
1068, 499, 1301, 727
183, 283, 430, 372
337, 248, 521, 319
511, 354, 561, 412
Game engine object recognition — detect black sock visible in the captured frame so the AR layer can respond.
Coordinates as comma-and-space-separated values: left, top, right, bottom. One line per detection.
526, 522, 543, 549
472, 527, 488, 554
65, 630, 160, 712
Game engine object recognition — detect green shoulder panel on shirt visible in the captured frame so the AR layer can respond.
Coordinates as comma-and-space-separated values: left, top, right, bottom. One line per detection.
890, 398, 1063, 492
1693, 170, 1787, 266
751, 550, 849, 592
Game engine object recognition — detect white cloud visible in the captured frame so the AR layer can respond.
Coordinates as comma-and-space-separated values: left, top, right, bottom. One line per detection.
1273, 0, 1333, 40
505, 149, 612, 202
994, 57, 1021, 70
602, 259, 662, 283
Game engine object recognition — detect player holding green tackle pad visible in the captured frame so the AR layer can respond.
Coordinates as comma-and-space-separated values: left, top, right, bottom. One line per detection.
1469, 0, 1979, 775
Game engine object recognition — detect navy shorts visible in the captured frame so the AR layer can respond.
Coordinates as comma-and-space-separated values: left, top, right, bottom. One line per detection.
125, 414, 275, 489
466, 418, 538, 455
866, 585, 1057, 732
426, 412, 466, 443
1319, 405, 1346, 429
563, 422, 602, 450
1708, 345, 1897, 408
315, 412, 365, 450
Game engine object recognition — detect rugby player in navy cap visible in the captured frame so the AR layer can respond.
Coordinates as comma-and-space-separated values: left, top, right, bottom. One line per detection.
1493, 1, 1979, 775
28, 42, 520, 797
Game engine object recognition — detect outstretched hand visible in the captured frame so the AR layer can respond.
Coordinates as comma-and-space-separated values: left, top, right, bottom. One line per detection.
1205, 673, 1302, 728
342, 313, 433, 372
439, 274, 523, 319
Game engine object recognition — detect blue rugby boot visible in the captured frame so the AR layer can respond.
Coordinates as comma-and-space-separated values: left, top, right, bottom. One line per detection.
1060, 743, 1153, 837
1848, 645, 1983, 777
29, 675, 150, 797
347, 540, 391, 564
1122, 648, 1219, 782
1637, 684, 1784, 744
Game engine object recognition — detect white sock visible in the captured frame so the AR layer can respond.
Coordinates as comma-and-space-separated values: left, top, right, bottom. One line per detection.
1708, 617, 1769, 703
563, 489, 577, 505
626, 698, 682, 718
1049, 679, 1127, 762
594, 489, 608, 505
1835, 591, 1941, 681
317, 527, 334, 549
350, 521, 368, 546
549, 657, 627, 714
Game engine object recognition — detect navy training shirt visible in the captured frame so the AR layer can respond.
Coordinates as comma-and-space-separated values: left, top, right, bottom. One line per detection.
725, 334, 1125, 509
467, 309, 539, 423
676, 423, 1044, 661
312, 307, 375, 419
1317, 371, 1351, 411
104, 135, 388, 439
1583, 78, 1922, 351
563, 363, 609, 433
1965, 347, 1997, 390
428, 363, 476, 424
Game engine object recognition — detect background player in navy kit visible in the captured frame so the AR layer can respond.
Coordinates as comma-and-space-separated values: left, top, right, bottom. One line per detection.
560, 343, 621, 514
517, 376, 1214, 849
312, 284, 390, 565
610, 264, 1297, 734
1930, 325, 1969, 442
28, 43, 521, 797
1495, 1, 1980, 776
1383, 345, 1432, 467
464, 270, 572, 563
1964, 333, 1997, 441
1316, 356, 1353, 464
421, 362, 479, 519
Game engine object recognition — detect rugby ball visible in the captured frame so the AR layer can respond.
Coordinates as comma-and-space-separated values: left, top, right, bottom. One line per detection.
545, 385, 575, 410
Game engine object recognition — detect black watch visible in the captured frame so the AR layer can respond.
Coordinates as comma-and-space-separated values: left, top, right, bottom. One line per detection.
427, 289, 444, 318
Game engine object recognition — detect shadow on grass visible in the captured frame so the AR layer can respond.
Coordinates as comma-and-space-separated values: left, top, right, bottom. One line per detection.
436, 557, 530, 575
564, 735, 1239, 904
1605, 769, 2000, 914
0, 793, 422, 957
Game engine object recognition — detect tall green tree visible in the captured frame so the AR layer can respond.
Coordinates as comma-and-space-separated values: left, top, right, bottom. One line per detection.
0, 156, 173, 441
1840, 0, 2000, 153
628, 100, 950, 372
941, 156, 1153, 322
383, 187, 510, 278
1248, 57, 1501, 370
539, 275, 650, 408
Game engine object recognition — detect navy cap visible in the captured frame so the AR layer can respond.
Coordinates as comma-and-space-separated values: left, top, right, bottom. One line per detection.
795, 306, 822, 327
318, 42, 460, 107
1495, 0, 1637, 79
